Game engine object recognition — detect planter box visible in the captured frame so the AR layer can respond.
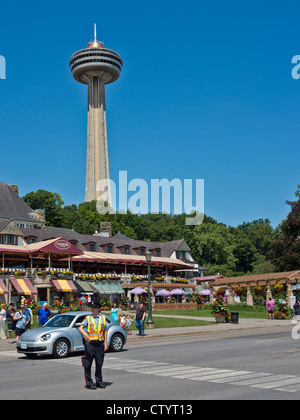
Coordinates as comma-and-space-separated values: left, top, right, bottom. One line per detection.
215, 316, 226, 323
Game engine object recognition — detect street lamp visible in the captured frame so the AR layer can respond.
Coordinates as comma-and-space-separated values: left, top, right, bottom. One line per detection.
145, 250, 155, 328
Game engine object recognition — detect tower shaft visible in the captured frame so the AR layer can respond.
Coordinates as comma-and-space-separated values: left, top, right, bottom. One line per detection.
86, 76, 111, 205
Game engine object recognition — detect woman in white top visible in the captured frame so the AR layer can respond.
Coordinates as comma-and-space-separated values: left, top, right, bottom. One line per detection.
0, 304, 7, 339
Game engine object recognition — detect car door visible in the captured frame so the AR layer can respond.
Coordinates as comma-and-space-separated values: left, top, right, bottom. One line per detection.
70, 315, 86, 351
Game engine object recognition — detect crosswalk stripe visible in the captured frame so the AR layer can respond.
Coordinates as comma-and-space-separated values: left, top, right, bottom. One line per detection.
251, 377, 300, 389
276, 383, 300, 392
230, 374, 294, 386
157, 367, 215, 377
126, 364, 183, 373
210, 372, 272, 383
175, 370, 251, 380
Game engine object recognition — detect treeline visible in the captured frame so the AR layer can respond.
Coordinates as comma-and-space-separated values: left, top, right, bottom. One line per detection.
22, 187, 300, 277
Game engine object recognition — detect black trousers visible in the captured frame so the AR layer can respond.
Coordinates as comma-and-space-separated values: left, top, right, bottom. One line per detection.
82, 340, 105, 386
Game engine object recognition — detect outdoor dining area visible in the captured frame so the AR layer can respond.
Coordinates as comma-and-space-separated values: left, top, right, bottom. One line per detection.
127, 285, 198, 311
0, 236, 197, 309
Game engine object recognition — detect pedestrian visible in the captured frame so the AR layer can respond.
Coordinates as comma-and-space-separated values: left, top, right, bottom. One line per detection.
37, 302, 51, 327
110, 302, 120, 322
24, 303, 33, 330
267, 297, 274, 320
134, 302, 147, 336
6, 303, 16, 343
125, 314, 132, 335
13, 306, 30, 342
79, 303, 108, 390
119, 312, 126, 331
87, 295, 92, 308
0, 304, 7, 339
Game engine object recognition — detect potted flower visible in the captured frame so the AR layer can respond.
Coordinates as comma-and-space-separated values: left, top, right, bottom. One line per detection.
254, 285, 264, 296
211, 295, 230, 322
274, 284, 284, 294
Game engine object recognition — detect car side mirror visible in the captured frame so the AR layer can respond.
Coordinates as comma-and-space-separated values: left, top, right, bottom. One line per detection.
74, 323, 82, 328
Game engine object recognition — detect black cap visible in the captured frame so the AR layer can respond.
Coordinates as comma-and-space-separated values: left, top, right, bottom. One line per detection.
92, 302, 100, 309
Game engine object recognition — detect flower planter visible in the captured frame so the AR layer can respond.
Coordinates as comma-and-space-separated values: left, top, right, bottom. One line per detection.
215, 316, 226, 323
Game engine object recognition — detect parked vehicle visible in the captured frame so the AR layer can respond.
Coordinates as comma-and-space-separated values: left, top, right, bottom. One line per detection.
17, 311, 127, 358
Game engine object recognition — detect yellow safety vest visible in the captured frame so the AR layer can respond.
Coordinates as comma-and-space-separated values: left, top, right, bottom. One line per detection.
86, 315, 106, 341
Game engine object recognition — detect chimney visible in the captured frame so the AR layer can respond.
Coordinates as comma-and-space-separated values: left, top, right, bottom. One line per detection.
93, 221, 112, 237
8, 184, 19, 195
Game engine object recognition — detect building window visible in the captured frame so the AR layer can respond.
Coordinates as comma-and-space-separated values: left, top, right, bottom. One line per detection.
29, 238, 36, 244
140, 248, 145, 256
70, 241, 77, 247
89, 244, 95, 252
156, 249, 161, 257
0, 234, 17, 245
124, 247, 130, 255
107, 245, 113, 253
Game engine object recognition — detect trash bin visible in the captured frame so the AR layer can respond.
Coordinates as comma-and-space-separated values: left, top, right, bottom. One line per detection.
231, 312, 239, 324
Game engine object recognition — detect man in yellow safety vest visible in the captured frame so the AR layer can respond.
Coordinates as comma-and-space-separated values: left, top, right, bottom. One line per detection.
79, 303, 108, 390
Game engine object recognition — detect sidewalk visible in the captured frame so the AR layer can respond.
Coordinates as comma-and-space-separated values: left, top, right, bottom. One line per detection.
126, 315, 293, 341
0, 316, 293, 352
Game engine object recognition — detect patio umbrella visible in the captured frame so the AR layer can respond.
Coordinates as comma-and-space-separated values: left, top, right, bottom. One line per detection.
170, 288, 186, 295
129, 287, 147, 294
199, 289, 216, 296
155, 289, 171, 297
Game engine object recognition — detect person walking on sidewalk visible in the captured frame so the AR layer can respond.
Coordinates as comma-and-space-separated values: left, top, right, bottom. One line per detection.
79, 303, 108, 390
267, 298, 275, 320
6, 303, 16, 343
134, 302, 147, 336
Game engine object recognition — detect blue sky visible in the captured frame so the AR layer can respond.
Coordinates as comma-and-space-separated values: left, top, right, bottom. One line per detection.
0, 0, 299, 228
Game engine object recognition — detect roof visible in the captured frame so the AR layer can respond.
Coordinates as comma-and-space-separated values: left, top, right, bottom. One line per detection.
212, 271, 300, 287
191, 275, 224, 283
0, 183, 41, 224
20, 227, 192, 259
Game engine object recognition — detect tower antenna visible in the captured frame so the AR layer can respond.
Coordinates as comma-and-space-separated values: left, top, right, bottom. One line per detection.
94, 23, 97, 42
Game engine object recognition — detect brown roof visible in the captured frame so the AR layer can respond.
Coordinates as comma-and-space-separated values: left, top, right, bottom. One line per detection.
20, 228, 192, 259
212, 271, 300, 287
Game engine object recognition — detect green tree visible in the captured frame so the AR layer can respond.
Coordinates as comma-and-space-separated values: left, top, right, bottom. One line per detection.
22, 190, 65, 227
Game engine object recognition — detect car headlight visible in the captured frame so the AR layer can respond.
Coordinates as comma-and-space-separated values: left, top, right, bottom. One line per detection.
40, 334, 51, 342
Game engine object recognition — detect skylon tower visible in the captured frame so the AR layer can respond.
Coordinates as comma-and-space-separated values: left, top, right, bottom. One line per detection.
69, 24, 123, 204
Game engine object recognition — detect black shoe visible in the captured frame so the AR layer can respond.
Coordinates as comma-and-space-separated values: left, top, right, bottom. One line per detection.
97, 383, 106, 389
85, 384, 97, 390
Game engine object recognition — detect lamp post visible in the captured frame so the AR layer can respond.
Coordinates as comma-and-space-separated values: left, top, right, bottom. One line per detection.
145, 250, 155, 328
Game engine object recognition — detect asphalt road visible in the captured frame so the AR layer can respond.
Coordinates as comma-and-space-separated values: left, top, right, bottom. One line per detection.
1, 325, 300, 402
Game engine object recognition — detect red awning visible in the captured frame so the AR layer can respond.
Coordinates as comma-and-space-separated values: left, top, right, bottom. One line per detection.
0, 278, 8, 295
51, 279, 77, 293
10, 278, 38, 295
26, 237, 84, 256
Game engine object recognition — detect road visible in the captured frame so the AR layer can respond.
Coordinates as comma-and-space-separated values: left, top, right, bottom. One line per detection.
1, 325, 300, 401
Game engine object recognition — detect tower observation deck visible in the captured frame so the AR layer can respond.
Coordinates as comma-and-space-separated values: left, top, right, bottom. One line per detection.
69, 24, 123, 204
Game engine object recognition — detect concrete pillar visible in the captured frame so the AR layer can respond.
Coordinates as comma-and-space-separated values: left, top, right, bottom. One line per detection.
227, 287, 235, 305
266, 282, 272, 301
246, 285, 253, 306
209, 285, 214, 304
286, 283, 293, 308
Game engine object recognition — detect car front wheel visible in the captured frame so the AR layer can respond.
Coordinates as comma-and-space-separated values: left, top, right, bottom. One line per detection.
53, 338, 70, 358
110, 333, 124, 352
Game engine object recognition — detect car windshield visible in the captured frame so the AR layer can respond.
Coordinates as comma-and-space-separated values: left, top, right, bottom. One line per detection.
45, 315, 76, 328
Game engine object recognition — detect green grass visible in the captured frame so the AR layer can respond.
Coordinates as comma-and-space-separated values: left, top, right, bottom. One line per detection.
152, 304, 269, 319
143, 318, 213, 329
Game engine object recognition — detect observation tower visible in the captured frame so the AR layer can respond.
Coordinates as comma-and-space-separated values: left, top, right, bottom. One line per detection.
69, 24, 123, 204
